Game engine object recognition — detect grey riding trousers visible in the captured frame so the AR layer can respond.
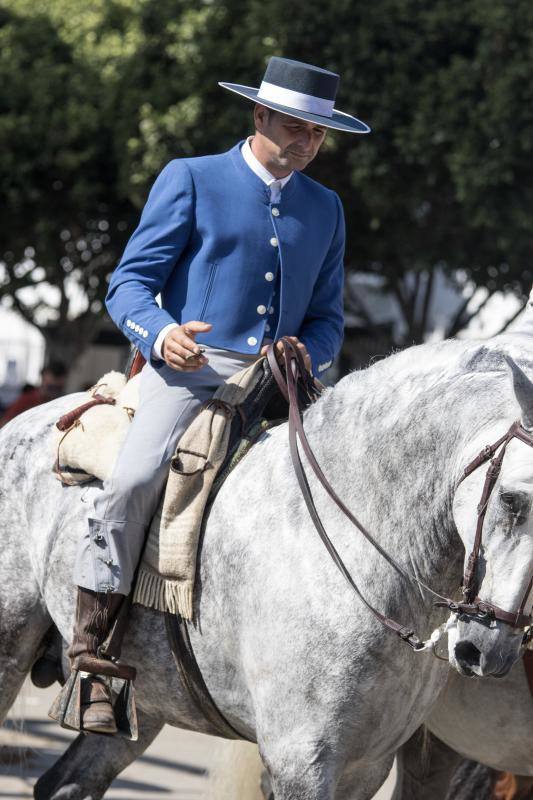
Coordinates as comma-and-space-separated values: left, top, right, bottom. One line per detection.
74, 346, 260, 595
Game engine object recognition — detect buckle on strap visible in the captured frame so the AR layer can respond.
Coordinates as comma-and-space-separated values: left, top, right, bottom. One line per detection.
434, 599, 496, 623
398, 627, 425, 651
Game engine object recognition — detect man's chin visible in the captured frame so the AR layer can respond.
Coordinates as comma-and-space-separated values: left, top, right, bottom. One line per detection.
278, 156, 309, 173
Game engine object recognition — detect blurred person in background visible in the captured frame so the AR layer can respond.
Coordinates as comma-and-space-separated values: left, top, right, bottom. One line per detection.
0, 359, 67, 428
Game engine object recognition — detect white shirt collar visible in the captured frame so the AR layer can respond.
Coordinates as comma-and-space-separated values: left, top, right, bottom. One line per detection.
241, 136, 293, 193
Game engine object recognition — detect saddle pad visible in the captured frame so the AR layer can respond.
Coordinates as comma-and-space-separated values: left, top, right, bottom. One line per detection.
133, 358, 267, 620
53, 371, 140, 485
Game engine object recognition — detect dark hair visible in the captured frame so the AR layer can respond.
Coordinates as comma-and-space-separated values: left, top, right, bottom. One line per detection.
42, 359, 68, 378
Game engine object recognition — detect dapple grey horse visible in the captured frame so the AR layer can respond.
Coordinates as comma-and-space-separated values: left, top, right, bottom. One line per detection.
390, 653, 533, 800
1, 333, 532, 800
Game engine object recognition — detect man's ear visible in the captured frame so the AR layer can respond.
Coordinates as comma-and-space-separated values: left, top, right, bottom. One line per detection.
254, 103, 269, 133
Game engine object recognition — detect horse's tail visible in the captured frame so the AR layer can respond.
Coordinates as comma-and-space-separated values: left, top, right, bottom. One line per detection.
206, 739, 265, 800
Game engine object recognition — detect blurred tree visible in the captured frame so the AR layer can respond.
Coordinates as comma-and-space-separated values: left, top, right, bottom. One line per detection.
2, 0, 533, 361
263, 0, 533, 343
0, 1, 138, 361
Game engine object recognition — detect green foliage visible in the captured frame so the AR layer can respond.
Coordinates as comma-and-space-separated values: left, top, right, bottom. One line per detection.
1, 0, 533, 355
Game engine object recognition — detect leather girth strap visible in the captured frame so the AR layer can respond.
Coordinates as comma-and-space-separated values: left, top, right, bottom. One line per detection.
164, 613, 253, 742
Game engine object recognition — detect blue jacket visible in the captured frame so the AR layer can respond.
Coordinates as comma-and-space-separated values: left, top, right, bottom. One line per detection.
106, 141, 345, 376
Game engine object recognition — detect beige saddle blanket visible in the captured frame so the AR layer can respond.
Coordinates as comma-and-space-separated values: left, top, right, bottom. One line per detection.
54, 359, 267, 619
54, 371, 141, 484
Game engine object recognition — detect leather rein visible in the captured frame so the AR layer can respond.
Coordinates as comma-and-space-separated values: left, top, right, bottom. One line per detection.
268, 338, 533, 651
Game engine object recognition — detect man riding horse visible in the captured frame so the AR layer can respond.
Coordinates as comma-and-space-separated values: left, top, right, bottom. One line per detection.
64, 56, 370, 735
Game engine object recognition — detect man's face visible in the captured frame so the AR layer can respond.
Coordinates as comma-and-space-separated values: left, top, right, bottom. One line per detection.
254, 106, 327, 174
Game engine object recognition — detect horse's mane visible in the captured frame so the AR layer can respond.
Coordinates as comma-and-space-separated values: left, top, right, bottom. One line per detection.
308, 332, 533, 427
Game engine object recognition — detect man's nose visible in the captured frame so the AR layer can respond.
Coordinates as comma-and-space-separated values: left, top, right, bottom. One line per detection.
296, 130, 312, 150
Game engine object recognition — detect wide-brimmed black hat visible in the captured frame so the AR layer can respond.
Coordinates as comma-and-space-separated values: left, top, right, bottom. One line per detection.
219, 56, 370, 134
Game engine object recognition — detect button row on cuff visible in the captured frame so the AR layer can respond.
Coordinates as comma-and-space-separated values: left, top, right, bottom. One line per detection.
126, 319, 149, 338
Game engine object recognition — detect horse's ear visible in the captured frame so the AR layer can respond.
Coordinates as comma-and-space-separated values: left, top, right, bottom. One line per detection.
505, 356, 533, 431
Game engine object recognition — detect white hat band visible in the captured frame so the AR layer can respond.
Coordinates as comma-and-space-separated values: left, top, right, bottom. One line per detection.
257, 80, 334, 118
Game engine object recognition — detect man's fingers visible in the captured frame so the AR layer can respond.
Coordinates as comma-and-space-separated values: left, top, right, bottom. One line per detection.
166, 356, 206, 372
177, 333, 202, 355
183, 320, 212, 333
165, 331, 202, 357
166, 341, 204, 362
164, 339, 208, 371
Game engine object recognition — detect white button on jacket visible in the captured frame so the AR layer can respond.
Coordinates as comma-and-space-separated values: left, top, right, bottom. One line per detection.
257, 305, 267, 315
265, 272, 274, 281
247, 336, 258, 346
270, 237, 278, 247
271, 207, 280, 217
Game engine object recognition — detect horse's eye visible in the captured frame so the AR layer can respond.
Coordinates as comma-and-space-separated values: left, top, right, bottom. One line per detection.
499, 490, 530, 522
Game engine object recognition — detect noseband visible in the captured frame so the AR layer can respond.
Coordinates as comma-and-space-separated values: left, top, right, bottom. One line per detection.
269, 339, 533, 653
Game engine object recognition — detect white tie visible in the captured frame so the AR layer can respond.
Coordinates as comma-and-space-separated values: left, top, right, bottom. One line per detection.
269, 180, 282, 204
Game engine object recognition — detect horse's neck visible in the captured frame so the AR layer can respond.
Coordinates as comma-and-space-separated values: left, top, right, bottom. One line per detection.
301, 371, 477, 600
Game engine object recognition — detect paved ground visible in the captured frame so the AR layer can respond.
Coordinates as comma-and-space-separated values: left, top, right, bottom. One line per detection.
0, 681, 395, 799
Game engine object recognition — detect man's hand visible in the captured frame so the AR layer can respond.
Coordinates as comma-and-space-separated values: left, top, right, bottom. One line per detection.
260, 336, 312, 374
162, 321, 212, 371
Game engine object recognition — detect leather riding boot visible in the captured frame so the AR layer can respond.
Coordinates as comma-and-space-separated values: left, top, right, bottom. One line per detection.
67, 587, 125, 735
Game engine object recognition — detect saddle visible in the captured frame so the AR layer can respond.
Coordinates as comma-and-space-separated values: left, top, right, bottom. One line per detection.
48, 343, 322, 740
130, 351, 322, 619
54, 347, 322, 621
54, 349, 320, 488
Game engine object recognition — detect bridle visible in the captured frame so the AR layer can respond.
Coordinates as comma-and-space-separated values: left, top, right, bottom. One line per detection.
450, 420, 533, 630
268, 338, 533, 652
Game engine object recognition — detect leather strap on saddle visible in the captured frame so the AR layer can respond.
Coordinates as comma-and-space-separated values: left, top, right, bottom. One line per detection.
56, 393, 116, 432
56, 345, 145, 433
71, 655, 136, 682
127, 349, 146, 380
164, 613, 251, 741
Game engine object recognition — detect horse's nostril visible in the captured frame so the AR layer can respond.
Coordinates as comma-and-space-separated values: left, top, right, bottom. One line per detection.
455, 640, 481, 668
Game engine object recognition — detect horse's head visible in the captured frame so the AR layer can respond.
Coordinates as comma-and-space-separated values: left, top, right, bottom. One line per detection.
449, 356, 533, 678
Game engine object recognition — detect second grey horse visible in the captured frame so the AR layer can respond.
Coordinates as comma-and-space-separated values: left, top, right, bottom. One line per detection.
392, 651, 533, 800
1, 333, 532, 799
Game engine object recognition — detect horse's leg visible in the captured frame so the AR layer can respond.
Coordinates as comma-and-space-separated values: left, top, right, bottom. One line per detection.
33, 706, 163, 800
261, 741, 342, 800
392, 729, 462, 800
0, 566, 51, 724
265, 752, 393, 800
